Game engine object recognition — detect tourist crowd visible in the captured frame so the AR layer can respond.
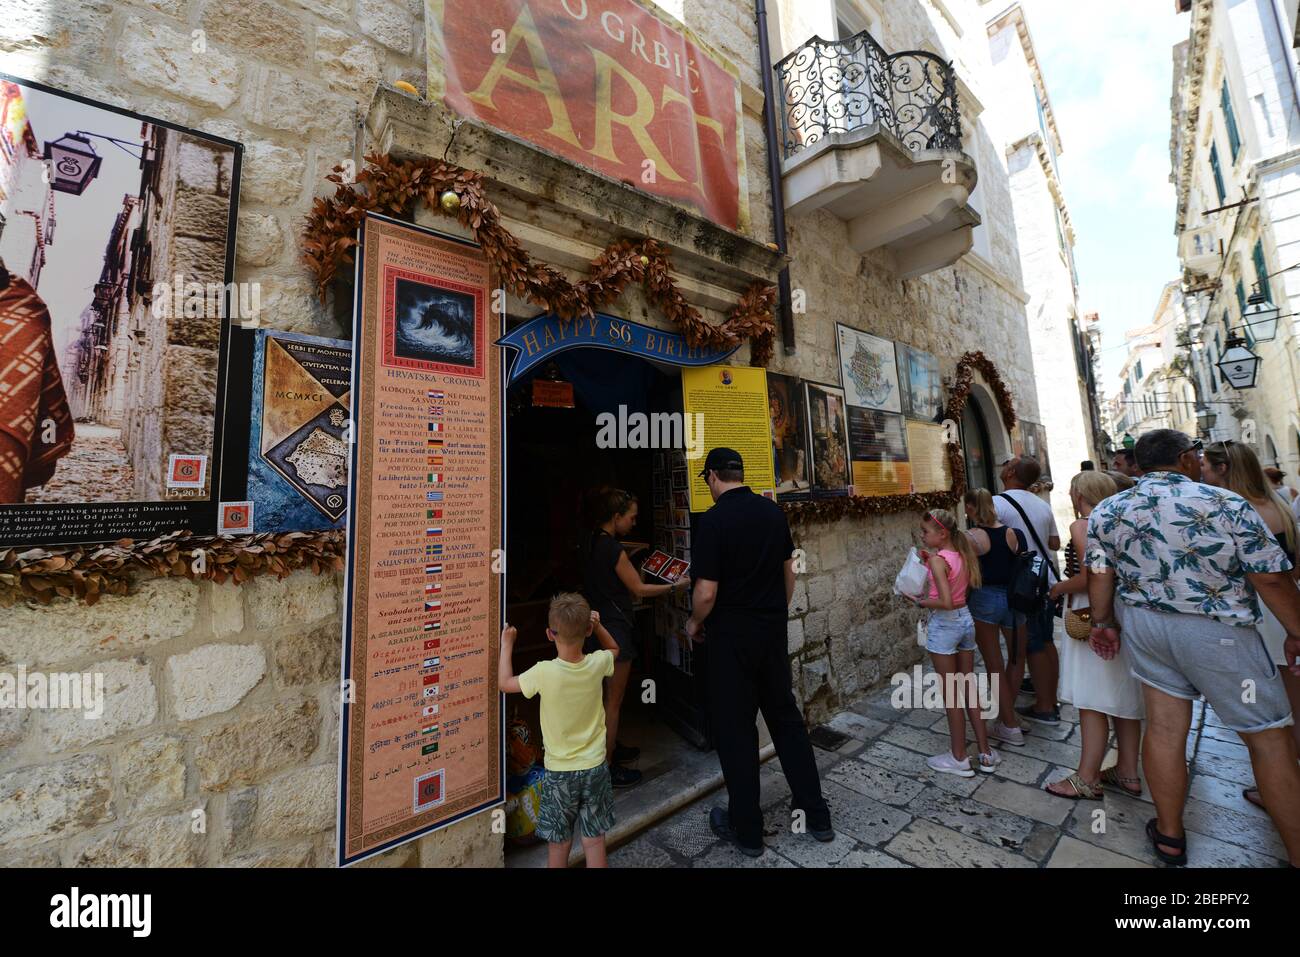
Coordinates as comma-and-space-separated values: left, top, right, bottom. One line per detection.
913, 430, 1300, 868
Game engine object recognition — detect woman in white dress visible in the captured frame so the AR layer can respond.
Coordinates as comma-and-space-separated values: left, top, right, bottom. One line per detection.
1044, 471, 1146, 800
1203, 442, 1300, 810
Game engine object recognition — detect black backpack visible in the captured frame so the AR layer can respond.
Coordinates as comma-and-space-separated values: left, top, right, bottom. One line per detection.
998, 494, 1057, 615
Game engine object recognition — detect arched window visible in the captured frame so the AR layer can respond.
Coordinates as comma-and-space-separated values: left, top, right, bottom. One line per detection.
961, 399, 995, 492
1266, 434, 1280, 468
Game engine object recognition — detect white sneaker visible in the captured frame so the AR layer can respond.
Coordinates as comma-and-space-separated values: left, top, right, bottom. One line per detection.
978, 749, 1002, 773
990, 722, 1025, 747
927, 752, 975, 778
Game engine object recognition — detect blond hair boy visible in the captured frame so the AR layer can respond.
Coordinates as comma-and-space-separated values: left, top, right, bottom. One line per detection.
499, 592, 619, 867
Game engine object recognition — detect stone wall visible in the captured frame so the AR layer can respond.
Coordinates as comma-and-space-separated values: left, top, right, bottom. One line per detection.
0, 0, 1051, 854
0, 571, 499, 867
766, 0, 1043, 720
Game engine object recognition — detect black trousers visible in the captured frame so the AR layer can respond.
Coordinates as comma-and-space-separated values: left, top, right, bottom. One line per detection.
706, 622, 830, 847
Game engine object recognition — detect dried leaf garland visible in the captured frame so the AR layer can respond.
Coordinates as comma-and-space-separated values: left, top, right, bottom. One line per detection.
302, 154, 777, 362
782, 352, 1015, 526
0, 531, 345, 607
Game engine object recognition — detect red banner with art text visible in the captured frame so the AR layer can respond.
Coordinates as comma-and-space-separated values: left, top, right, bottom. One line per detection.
428, 0, 748, 231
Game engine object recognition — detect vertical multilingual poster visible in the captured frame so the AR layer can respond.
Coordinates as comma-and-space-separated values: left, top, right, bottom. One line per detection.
338, 212, 503, 867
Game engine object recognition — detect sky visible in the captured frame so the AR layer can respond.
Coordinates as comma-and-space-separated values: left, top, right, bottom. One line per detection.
1017, 0, 1191, 396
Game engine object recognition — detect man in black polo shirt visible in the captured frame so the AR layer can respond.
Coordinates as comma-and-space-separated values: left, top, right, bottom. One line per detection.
684, 447, 832, 856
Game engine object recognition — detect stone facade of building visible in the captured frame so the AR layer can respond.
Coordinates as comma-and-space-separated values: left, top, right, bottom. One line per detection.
985, 4, 1094, 530
0, 570, 498, 866
1171, 0, 1300, 471
0, 0, 1077, 867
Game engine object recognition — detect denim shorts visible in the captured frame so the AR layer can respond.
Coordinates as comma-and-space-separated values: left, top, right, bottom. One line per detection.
968, 586, 1023, 630
926, 607, 976, 655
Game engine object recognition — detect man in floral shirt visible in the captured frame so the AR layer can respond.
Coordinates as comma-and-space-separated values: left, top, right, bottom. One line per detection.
1087, 429, 1300, 867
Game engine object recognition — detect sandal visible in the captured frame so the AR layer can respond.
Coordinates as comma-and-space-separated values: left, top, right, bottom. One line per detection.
1100, 766, 1142, 797
1044, 772, 1103, 800
1145, 818, 1188, 866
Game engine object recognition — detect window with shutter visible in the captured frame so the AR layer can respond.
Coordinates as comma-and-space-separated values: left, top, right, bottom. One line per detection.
1223, 80, 1242, 160
1210, 143, 1226, 203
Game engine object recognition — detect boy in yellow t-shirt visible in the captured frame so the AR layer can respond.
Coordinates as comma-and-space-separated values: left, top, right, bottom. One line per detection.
499, 592, 619, 867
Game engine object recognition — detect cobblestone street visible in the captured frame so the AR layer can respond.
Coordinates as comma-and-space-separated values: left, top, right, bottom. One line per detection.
26, 422, 135, 504
609, 663, 1292, 868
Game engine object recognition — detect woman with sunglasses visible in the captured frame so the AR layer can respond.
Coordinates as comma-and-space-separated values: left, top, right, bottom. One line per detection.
584, 487, 690, 788
1201, 440, 1300, 810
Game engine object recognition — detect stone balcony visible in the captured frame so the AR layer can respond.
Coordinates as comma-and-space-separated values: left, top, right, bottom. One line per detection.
775, 31, 978, 279
1179, 225, 1219, 276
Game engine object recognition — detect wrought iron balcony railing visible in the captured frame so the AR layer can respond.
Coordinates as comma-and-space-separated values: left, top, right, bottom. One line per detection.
775, 31, 962, 159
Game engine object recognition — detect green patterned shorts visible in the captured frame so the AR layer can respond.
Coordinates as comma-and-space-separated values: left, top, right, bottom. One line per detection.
537, 764, 616, 843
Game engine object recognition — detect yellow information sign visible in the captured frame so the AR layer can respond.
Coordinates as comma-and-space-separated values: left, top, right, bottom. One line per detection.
681, 366, 776, 512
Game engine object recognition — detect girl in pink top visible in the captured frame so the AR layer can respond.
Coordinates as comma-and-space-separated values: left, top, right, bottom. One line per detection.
909, 509, 999, 778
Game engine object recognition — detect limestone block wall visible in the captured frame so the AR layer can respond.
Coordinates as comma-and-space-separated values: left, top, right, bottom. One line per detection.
1006, 143, 1091, 531
775, 214, 1040, 720
0, 571, 500, 867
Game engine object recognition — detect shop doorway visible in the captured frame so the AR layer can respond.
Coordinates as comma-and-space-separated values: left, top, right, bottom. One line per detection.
502, 343, 715, 860
961, 398, 996, 491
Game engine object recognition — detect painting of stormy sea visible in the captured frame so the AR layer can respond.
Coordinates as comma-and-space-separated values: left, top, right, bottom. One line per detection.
393, 278, 476, 368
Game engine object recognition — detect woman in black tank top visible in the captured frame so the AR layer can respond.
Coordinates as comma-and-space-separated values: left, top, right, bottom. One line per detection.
962, 489, 1027, 743
973, 518, 1027, 586
582, 487, 689, 788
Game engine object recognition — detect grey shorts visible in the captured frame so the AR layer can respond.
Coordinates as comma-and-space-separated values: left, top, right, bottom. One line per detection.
1117, 603, 1295, 734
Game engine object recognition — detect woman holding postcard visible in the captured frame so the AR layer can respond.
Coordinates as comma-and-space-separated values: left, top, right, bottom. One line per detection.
584, 487, 690, 789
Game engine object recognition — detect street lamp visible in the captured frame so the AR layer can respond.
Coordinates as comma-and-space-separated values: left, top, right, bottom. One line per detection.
41, 133, 102, 195
1242, 289, 1280, 342
1195, 406, 1217, 433
1122, 432, 1135, 449
1216, 335, 1261, 389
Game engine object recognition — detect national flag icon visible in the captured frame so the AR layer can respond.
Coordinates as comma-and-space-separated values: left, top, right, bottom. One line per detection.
422, 723, 439, 735
427, 422, 443, 432
427, 545, 444, 556
422, 704, 440, 717
429, 405, 445, 416
423, 639, 439, 650
427, 473, 443, 484
426, 527, 443, 537
427, 390, 445, 400
423, 686, 438, 698
425, 599, 442, 611
423, 621, 442, 632
427, 455, 444, 466
425, 562, 442, 573
422, 657, 440, 669
426, 509, 443, 520
423, 674, 440, 686
422, 742, 439, 755
426, 492, 443, 502
425, 582, 442, 594
427, 438, 443, 448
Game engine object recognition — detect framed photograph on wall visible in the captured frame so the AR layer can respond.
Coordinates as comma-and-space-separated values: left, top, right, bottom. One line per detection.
836, 324, 901, 413
0, 73, 242, 546
804, 380, 851, 497
897, 344, 944, 422
767, 371, 811, 501
846, 407, 911, 496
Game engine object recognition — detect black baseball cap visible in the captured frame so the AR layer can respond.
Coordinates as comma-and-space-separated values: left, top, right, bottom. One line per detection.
699, 447, 744, 478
